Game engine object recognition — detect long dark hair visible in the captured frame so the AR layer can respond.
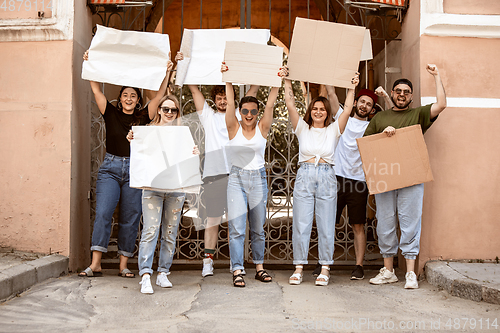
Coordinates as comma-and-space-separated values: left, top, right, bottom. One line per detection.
304, 96, 332, 128
117, 86, 145, 125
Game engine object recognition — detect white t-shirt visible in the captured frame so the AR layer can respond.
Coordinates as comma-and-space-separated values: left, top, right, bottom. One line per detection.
333, 107, 369, 182
293, 116, 341, 166
198, 102, 231, 178
197, 102, 242, 178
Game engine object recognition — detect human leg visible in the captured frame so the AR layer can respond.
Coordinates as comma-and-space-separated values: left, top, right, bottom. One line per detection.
315, 164, 336, 267
157, 192, 185, 274
397, 184, 424, 262
227, 168, 248, 273
138, 190, 163, 277
292, 165, 315, 266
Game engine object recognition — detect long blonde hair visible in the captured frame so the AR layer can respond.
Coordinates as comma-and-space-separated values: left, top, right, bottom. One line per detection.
149, 94, 182, 126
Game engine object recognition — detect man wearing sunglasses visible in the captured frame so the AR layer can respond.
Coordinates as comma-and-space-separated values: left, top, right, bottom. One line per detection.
364, 64, 447, 289
187, 68, 259, 278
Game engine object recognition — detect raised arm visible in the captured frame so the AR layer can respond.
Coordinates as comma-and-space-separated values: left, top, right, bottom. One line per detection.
337, 73, 360, 134
259, 86, 278, 139
246, 85, 260, 97
84, 50, 107, 114
177, 51, 206, 114
148, 59, 174, 119
375, 86, 394, 109
325, 85, 340, 117
225, 81, 239, 140
284, 78, 300, 131
427, 64, 447, 119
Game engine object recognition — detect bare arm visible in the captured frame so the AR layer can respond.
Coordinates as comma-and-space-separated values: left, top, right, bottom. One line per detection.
225, 82, 239, 140
148, 60, 174, 119
427, 64, 447, 118
90, 81, 107, 115
337, 73, 359, 134
246, 85, 260, 97
325, 85, 340, 117
284, 78, 300, 131
259, 86, 278, 139
375, 86, 394, 109
84, 51, 107, 114
188, 84, 206, 114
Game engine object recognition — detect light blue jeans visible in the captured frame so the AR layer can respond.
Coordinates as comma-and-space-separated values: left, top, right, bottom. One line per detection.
91, 153, 142, 257
374, 183, 424, 260
293, 163, 337, 265
227, 166, 268, 271
138, 190, 185, 276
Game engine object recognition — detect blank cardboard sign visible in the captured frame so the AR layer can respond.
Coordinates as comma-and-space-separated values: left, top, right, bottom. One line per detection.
356, 125, 434, 195
287, 17, 366, 88
222, 42, 283, 87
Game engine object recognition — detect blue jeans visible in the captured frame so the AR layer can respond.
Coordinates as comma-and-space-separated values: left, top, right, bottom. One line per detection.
374, 183, 424, 260
227, 166, 268, 271
138, 190, 185, 276
292, 163, 337, 265
91, 153, 142, 257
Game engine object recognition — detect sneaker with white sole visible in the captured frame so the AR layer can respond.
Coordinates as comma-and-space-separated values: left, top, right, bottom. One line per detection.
202, 258, 214, 277
156, 272, 172, 288
369, 267, 398, 285
140, 274, 154, 294
404, 271, 419, 289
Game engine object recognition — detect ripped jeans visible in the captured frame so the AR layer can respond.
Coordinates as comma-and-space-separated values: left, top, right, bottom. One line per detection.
138, 190, 185, 277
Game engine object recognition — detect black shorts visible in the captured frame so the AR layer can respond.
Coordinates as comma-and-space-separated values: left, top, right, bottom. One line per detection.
336, 175, 369, 225
201, 174, 229, 218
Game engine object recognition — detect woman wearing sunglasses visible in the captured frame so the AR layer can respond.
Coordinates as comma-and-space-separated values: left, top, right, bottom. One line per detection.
222, 63, 287, 287
284, 68, 359, 286
127, 95, 199, 294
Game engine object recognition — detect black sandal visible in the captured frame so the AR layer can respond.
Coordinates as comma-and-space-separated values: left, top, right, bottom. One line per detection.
255, 270, 272, 283
233, 273, 245, 288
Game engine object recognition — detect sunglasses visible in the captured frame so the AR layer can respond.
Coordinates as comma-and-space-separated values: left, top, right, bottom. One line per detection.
160, 107, 179, 114
394, 89, 412, 96
241, 108, 258, 115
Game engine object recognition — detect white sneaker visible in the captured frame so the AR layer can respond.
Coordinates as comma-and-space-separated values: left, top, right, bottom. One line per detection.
404, 271, 419, 289
140, 274, 154, 294
369, 267, 398, 285
156, 272, 172, 288
202, 258, 214, 277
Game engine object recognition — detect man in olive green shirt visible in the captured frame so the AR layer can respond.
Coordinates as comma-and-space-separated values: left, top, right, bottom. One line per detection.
364, 64, 447, 289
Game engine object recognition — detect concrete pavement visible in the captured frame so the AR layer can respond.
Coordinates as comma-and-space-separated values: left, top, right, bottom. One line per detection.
0, 257, 499, 332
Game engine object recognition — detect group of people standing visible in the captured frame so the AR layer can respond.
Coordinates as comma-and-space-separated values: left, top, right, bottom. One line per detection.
79, 47, 447, 293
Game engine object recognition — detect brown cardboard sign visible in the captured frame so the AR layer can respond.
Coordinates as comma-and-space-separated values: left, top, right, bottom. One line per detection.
222, 41, 283, 87
356, 125, 434, 195
287, 17, 366, 89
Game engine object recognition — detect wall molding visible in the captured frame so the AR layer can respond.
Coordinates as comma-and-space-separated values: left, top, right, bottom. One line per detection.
421, 0, 500, 39
0, 1, 74, 42
421, 97, 500, 109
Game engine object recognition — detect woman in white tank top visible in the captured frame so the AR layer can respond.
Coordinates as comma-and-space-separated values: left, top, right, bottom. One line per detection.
222, 64, 286, 287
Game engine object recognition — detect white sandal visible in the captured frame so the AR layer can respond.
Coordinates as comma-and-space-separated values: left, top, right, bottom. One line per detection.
289, 265, 303, 285
315, 266, 330, 286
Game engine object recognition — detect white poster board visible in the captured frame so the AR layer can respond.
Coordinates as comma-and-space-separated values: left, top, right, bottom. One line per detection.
175, 29, 271, 86
130, 126, 202, 192
222, 41, 283, 87
287, 18, 366, 89
360, 29, 373, 61
82, 25, 170, 91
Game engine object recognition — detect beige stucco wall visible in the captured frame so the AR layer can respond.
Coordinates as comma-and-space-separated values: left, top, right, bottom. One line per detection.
420, 35, 500, 264
0, 2, 92, 270
0, 40, 73, 255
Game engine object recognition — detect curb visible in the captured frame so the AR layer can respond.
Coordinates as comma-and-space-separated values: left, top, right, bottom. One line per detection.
0, 254, 69, 301
425, 260, 500, 305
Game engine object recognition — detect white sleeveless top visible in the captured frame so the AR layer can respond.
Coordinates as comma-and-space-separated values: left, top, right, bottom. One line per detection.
227, 123, 267, 170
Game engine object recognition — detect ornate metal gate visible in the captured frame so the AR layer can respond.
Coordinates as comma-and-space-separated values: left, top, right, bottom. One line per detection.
88, 0, 405, 267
